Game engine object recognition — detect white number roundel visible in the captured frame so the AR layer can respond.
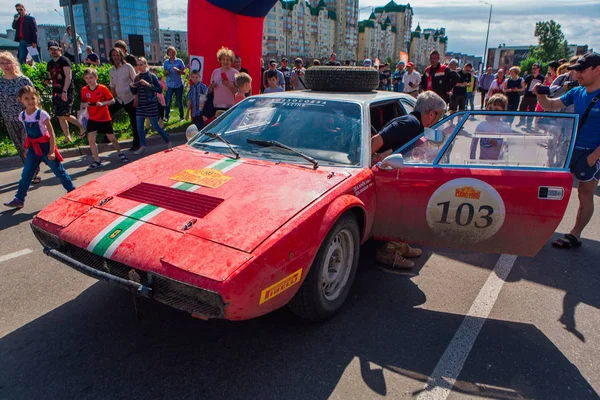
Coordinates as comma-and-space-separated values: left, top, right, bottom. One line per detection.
426, 178, 506, 243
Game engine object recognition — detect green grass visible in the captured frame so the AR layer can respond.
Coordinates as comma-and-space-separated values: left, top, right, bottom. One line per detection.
0, 110, 189, 158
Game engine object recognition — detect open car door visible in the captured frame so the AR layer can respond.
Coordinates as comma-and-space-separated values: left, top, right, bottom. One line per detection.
371, 111, 579, 257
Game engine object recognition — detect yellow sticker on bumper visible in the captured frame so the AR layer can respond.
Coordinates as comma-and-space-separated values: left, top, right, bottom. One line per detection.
260, 268, 303, 304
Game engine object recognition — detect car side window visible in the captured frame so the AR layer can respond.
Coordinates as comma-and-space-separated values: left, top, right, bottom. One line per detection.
370, 101, 403, 133
439, 114, 576, 168
400, 99, 414, 115
399, 115, 463, 164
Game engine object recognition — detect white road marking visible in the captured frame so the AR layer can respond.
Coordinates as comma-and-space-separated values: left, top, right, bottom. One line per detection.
0, 248, 33, 263
417, 254, 518, 400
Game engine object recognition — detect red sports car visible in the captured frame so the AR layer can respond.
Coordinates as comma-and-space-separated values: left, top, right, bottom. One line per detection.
31, 89, 579, 321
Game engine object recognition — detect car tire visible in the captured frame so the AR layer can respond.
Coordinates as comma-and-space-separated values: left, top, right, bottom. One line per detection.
288, 213, 360, 321
304, 67, 379, 92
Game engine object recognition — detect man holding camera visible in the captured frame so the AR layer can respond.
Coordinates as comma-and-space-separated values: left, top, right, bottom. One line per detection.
12, 3, 40, 64
290, 58, 306, 90
534, 53, 600, 249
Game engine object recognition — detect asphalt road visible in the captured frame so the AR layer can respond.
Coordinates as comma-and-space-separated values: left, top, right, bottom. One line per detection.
1, 137, 599, 400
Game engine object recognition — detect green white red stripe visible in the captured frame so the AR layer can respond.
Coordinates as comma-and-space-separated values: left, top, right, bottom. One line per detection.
87, 158, 244, 258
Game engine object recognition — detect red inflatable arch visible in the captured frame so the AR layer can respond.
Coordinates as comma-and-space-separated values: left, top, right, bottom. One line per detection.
187, 0, 277, 95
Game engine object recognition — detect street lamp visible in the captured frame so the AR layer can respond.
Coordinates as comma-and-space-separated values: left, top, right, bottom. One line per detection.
480, 1, 492, 70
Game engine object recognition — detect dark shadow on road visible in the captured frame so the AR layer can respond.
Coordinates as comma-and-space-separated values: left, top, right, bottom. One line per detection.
0, 209, 38, 230
0, 247, 597, 400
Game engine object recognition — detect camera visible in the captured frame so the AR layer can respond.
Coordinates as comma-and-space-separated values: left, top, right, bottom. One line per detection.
536, 85, 550, 95
566, 80, 579, 89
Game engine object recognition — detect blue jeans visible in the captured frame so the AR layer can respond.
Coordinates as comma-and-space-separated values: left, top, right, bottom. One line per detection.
165, 86, 184, 120
16, 147, 74, 201
466, 93, 475, 110
18, 40, 40, 64
136, 116, 170, 147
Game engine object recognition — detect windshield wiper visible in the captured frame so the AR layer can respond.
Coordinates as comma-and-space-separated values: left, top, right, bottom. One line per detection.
247, 139, 318, 169
202, 132, 240, 159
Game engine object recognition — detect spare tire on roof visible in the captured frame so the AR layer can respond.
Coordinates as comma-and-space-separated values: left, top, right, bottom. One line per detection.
303, 66, 379, 92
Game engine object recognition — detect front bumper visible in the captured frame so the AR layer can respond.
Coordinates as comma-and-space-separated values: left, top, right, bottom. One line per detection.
33, 224, 225, 319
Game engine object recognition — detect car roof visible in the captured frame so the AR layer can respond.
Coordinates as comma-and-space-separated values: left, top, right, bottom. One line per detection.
256, 90, 415, 106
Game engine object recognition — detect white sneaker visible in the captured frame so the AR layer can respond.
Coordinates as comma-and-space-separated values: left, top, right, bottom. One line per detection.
133, 146, 146, 155
167, 142, 173, 149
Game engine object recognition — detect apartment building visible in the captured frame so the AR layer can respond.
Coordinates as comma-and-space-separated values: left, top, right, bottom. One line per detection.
409, 25, 447, 70
160, 29, 188, 55
357, 12, 396, 63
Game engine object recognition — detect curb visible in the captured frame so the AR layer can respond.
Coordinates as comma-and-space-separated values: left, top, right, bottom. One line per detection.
0, 131, 187, 171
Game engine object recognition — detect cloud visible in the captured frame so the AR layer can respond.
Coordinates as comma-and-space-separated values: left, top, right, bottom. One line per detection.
1, 0, 597, 57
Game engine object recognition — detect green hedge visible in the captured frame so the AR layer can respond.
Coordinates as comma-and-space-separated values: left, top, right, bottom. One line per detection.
0, 62, 186, 158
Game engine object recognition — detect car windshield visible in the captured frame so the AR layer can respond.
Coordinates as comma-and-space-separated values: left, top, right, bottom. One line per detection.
189, 97, 363, 166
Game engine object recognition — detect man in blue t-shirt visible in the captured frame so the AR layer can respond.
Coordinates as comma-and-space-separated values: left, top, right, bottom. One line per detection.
535, 52, 600, 249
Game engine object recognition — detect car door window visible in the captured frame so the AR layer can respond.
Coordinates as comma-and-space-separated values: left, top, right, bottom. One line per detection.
398, 115, 464, 164
400, 99, 414, 115
370, 101, 403, 132
438, 114, 577, 168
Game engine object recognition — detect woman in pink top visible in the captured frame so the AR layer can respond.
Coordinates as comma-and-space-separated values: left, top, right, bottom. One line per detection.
209, 47, 239, 112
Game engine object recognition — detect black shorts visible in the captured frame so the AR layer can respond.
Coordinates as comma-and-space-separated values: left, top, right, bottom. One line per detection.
52, 91, 74, 117
86, 120, 114, 134
570, 148, 600, 182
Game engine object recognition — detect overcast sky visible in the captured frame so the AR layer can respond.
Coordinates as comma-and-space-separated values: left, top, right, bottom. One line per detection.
1, 0, 598, 58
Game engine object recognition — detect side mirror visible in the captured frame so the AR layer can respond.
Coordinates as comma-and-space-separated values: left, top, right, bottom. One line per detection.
423, 127, 444, 143
186, 124, 199, 141
379, 153, 404, 170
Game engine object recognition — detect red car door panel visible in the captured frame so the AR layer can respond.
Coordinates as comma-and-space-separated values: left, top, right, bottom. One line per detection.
372, 166, 572, 257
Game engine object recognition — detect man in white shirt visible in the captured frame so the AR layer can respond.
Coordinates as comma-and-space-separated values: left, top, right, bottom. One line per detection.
108, 47, 140, 151
402, 62, 421, 98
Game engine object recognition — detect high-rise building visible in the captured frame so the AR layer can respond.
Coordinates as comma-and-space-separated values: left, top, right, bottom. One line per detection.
409, 25, 447, 70
325, 0, 359, 61
357, 12, 396, 63
371, 1, 412, 56
263, 0, 336, 62
63, 0, 161, 63
159, 29, 188, 55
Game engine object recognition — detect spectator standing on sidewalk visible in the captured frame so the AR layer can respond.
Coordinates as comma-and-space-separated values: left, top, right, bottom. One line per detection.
279, 57, 292, 91
535, 53, 600, 249
504, 66, 525, 111
325, 52, 340, 66
233, 55, 249, 74
114, 40, 137, 67
392, 61, 406, 93
465, 70, 478, 110
131, 57, 172, 155
449, 62, 472, 113
290, 58, 306, 90
517, 63, 545, 129
84, 46, 100, 66
61, 26, 83, 63
46, 41, 84, 144
12, 3, 40, 64
479, 67, 496, 109
187, 69, 208, 129
402, 62, 420, 98
163, 46, 186, 122
262, 59, 284, 91
108, 47, 140, 151
420, 50, 457, 104
0, 51, 41, 183
486, 68, 506, 102
209, 47, 239, 112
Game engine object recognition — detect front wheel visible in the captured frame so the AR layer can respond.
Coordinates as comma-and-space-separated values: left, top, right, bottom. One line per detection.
288, 214, 360, 321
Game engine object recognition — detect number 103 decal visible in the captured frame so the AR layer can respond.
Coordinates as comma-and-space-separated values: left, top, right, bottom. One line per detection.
426, 178, 506, 243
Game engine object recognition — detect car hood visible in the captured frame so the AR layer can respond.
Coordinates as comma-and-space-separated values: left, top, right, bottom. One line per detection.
64, 147, 350, 253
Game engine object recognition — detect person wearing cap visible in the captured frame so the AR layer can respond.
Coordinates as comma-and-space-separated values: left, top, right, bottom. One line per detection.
45, 40, 84, 144
392, 61, 406, 92
279, 57, 292, 91
363, 59, 373, 68
534, 53, 600, 249
290, 58, 306, 90
262, 59, 285, 91
12, 3, 40, 64
403, 62, 420, 98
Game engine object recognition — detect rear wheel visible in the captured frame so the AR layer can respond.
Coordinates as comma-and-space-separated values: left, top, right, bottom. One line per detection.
288, 214, 360, 321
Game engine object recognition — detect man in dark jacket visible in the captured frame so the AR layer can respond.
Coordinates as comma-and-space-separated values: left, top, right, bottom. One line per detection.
12, 3, 40, 64
420, 50, 458, 104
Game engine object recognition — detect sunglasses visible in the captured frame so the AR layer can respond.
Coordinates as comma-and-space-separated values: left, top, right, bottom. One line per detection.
16, 8, 24, 11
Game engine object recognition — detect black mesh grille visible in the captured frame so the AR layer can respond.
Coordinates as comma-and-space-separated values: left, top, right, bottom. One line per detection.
64, 243, 224, 318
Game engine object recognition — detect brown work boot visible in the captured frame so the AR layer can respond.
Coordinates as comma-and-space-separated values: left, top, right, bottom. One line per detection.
376, 245, 414, 269
388, 242, 422, 258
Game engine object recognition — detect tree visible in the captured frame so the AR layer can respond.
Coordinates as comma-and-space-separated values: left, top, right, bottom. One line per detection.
385, 56, 393, 65
520, 57, 547, 76
176, 50, 189, 64
531, 20, 570, 62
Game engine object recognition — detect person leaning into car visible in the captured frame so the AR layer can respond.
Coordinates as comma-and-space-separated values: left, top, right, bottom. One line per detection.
370, 91, 447, 269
